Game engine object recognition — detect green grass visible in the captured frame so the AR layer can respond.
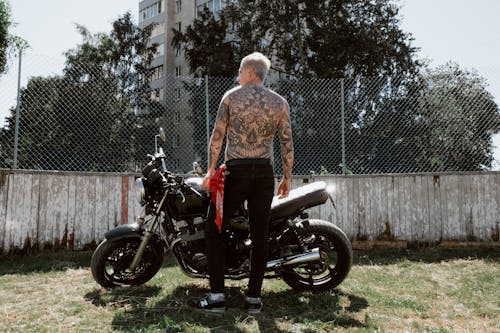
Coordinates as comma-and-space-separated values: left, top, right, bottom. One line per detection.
0, 247, 499, 332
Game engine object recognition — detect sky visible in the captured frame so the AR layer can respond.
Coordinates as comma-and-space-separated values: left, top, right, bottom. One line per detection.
1, 0, 500, 168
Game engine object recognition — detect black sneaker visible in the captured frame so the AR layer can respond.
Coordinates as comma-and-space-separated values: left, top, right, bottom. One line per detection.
189, 295, 226, 314
244, 299, 263, 314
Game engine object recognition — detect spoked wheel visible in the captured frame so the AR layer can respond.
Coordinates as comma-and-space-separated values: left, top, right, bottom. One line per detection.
280, 219, 352, 291
91, 238, 164, 288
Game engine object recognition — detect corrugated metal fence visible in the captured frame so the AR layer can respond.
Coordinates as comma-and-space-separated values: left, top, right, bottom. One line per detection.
1, 170, 498, 253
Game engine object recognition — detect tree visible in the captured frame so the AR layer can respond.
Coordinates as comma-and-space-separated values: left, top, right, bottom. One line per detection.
172, 7, 237, 77
301, 0, 418, 78
0, 0, 27, 75
170, 1, 421, 174
0, 76, 75, 169
414, 62, 500, 171
172, 0, 419, 79
61, 12, 157, 171
65, 12, 156, 108
0, 12, 156, 171
0, 0, 12, 74
170, 2, 498, 174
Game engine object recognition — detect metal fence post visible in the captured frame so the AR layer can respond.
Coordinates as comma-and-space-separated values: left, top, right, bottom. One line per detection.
13, 48, 23, 169
340, 78, 346, 175
205, 74, 210, 167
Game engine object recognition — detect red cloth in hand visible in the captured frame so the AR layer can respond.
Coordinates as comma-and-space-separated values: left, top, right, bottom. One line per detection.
208, 164, 226, 233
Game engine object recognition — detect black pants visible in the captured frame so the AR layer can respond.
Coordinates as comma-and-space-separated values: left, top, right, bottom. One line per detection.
205, 160, 275, 298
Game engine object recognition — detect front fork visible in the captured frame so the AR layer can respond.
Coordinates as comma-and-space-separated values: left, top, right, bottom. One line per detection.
129, 191, 169, 271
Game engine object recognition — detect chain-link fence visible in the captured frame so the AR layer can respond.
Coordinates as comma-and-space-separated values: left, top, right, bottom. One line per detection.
1, 54, 500, 175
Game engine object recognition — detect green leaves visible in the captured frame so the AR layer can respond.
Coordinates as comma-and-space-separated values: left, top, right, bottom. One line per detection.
0, 0, 27, 75
0, 0, 11, 74
172, 7, 237, 77
172, 0, 418, 79
0, 12, 156, 171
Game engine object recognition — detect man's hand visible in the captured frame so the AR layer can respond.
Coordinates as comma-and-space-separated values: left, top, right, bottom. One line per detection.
276, 178, 291, 198
202, 167, 216, 189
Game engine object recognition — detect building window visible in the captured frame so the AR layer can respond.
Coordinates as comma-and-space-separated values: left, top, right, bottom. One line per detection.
140, 0, 164, 22
154, 43, 164, 58
150, 65, 163, 81
176, 22, 181, 32
174, 88, 181, 101
175, 0, 182, 13
175, 66, 181, 77
196, 0, 224, 18
150, 89, 163, 102
151, 23, 165, 38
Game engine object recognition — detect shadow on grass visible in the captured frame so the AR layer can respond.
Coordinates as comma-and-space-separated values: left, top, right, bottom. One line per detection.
0, 249, 179, 276
86, 284, 368, 332
84, 285, 163, 308
0, 250, 93, 275
353, 246, 500, 266
3, 247, 494, 275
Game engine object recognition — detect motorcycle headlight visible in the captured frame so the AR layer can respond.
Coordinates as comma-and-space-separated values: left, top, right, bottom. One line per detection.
142, 162, 162, 185
135, 178, 146, 205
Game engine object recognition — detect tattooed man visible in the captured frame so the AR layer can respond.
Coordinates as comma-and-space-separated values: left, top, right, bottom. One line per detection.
190, 52, 294, 314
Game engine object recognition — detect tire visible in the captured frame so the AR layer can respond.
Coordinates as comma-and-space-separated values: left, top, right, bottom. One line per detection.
91, 237, 165, 288
280, 219, 352, 291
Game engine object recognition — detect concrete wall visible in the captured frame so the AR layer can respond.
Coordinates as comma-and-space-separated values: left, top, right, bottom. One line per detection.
1, 170, 499, 253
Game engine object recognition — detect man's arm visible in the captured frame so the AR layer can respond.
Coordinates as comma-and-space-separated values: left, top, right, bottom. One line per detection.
278, 99, 293, 179
277, 99, 294, 197
208, 98, 229, 170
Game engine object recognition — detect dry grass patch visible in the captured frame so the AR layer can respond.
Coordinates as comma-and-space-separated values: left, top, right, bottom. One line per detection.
0, 247, 498, 332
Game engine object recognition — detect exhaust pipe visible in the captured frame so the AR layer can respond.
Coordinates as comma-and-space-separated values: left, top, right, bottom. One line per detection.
267, 247, 321, 270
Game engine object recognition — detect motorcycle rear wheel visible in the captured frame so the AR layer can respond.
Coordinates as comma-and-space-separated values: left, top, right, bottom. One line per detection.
280, 219, 352, 291
91, 238, 165, 288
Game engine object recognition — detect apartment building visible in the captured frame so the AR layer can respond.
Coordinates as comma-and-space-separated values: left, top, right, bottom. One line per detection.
139, 0, 227, 89
138, 0, 227, 171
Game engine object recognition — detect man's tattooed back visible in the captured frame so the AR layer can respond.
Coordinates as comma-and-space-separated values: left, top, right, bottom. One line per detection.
209, 84, 293, 177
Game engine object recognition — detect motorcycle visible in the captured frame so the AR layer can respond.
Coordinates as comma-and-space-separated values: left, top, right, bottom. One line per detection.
91, 130, 353, 291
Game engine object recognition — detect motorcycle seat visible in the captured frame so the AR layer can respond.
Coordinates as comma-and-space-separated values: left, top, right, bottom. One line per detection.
270, 181, 330, 221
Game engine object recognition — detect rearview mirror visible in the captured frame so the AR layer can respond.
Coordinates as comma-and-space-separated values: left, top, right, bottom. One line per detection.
159, 127, 166, 142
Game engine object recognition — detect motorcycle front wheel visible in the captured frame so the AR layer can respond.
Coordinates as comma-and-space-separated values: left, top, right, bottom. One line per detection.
91, 237, 165, 288
280, 219, 352, 291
